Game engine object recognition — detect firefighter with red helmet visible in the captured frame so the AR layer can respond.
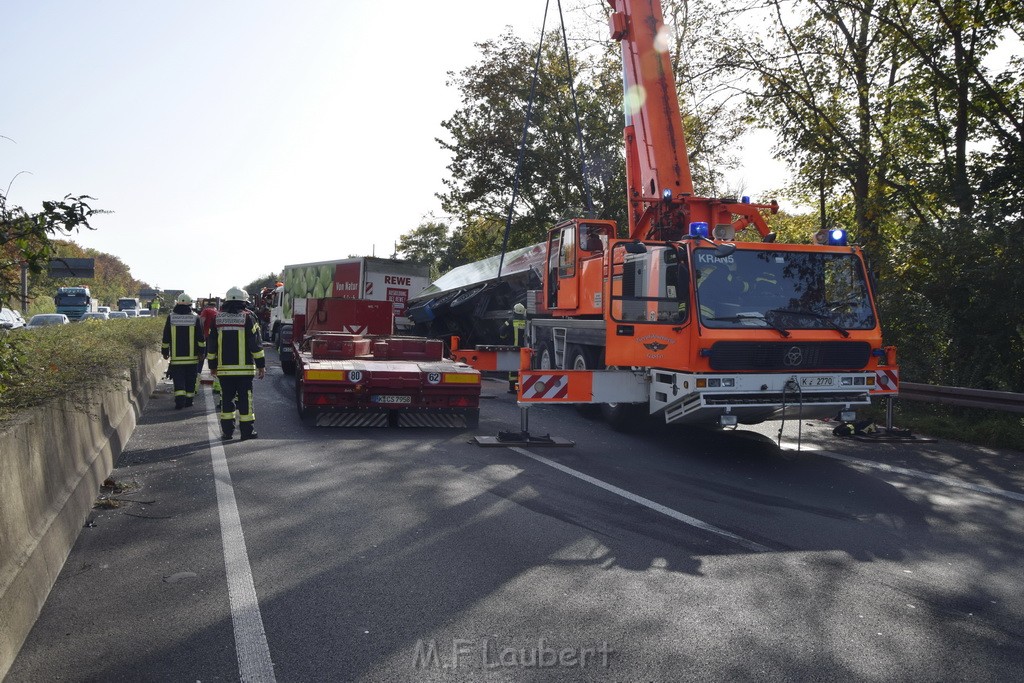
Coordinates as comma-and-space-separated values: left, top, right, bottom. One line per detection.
208, 287, 266, 441
198, 298, 221, 405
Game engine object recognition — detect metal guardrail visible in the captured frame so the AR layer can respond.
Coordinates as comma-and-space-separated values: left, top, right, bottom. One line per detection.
898, 382, 1024, 414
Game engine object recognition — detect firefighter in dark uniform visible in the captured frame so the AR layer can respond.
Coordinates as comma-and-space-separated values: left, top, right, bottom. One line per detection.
508, 302, 526, 392
161, 293, 206, 409
208, 287, 266, 441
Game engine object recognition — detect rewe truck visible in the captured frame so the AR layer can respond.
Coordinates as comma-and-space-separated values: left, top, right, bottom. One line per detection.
428, 0, 899, 430
54, 286, 96, 321
269, 257, 429, 342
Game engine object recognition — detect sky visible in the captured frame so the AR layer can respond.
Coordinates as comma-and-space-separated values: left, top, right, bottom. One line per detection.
1, 0, 787, 299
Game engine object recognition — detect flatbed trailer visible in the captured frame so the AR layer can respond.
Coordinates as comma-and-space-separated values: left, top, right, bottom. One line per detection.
292, 298, 481, 428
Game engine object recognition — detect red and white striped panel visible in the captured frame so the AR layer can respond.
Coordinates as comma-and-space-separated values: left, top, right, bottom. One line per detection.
519, 372, 570, 400
873, 368, 899, 394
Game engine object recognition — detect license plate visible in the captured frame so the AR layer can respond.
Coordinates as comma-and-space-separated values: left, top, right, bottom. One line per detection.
372, 395, 412, 404
799, 376, 834, 387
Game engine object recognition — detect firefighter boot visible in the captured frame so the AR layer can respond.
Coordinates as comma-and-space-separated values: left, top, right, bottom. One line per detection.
220, 419, 235, 441
240, 423, 258, 441
174, 395, 186, 410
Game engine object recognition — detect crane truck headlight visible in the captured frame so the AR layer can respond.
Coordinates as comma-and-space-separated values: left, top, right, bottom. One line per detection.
712, 224, 736, 240
689, 221, 709, 238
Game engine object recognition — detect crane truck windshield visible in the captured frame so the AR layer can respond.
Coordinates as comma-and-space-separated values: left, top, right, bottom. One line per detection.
694, 247, 875, 331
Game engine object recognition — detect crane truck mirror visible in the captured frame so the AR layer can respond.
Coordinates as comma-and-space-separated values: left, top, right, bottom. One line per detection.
624, 241, 647, 254
714, 243, 737, 258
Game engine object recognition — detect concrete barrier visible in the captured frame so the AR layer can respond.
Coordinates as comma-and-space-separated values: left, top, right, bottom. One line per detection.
0, 348, 164, 680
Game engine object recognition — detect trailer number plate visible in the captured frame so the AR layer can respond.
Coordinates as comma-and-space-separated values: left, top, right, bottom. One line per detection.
799, 376, 834, 387
372, 395, 412, 404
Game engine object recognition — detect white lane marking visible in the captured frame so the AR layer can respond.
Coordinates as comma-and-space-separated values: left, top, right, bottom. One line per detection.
204, 389, 277, 682
781, 443, 1024, 504
509, 447, 771, 553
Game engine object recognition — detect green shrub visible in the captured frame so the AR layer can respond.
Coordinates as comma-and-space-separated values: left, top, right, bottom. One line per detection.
0, 317, 162, 422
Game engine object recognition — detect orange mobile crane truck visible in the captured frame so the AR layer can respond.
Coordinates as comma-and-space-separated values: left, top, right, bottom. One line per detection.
445, 0, 898, 429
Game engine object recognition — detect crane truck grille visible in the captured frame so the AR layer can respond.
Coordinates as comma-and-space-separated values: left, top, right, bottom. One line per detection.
707, 341, 872, 371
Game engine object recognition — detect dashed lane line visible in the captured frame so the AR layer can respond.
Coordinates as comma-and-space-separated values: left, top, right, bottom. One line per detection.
510, 447, 771, 553
204, 390, 277, 682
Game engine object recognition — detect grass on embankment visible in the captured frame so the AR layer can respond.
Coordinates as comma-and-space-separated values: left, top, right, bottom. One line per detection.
0, 317, 163, 424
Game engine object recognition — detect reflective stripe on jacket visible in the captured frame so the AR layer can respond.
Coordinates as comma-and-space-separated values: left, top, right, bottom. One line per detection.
162, 312, 206, 364
208, 310, 266, 376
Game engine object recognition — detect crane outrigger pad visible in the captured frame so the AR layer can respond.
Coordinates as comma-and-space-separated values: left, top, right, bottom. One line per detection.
473, 432, 575, 447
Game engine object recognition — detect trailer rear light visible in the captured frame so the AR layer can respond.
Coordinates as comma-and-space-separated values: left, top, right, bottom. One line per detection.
449, 396, 476, 407
443, 373, 479, 384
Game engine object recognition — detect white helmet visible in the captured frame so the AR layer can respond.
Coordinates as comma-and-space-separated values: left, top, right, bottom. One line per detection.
225, 287, 249, 302
175, 293, 192, 305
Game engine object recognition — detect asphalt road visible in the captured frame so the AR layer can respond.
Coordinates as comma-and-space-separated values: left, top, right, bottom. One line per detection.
7, 350, 1024, 682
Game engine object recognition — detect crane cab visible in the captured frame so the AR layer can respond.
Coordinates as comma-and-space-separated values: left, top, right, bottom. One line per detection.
544, 218, 616, 316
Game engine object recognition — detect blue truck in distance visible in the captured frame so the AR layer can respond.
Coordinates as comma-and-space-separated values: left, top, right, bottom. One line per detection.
54, 286, 96, 320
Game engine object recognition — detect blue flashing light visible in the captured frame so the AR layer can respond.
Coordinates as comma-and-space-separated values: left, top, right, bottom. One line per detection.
662, 188, 673, 202
689, 221, 709, 238
828, 228, 848, 246
741, 195, 750, 204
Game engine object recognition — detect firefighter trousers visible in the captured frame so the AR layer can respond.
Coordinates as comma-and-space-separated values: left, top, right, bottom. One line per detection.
168, 363, 199, 408
219, 375, 256, 436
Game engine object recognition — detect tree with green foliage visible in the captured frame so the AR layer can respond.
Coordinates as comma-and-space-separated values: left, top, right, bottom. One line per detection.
437, 29, 627, 257
705, 0, 1024, 389
25, 241, 149, 313
243, 273, 282, 299
395, 220, 466, 280
1, 190, 104, 308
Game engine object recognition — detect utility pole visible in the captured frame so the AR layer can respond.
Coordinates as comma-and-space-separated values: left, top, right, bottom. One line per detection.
20, 262, 28, 312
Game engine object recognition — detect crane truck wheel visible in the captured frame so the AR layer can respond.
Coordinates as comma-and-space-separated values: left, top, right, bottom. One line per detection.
600, 402, 647, 432
599, 366, 646, 431
535, 341, 557, 370
295, 379, 313, 422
